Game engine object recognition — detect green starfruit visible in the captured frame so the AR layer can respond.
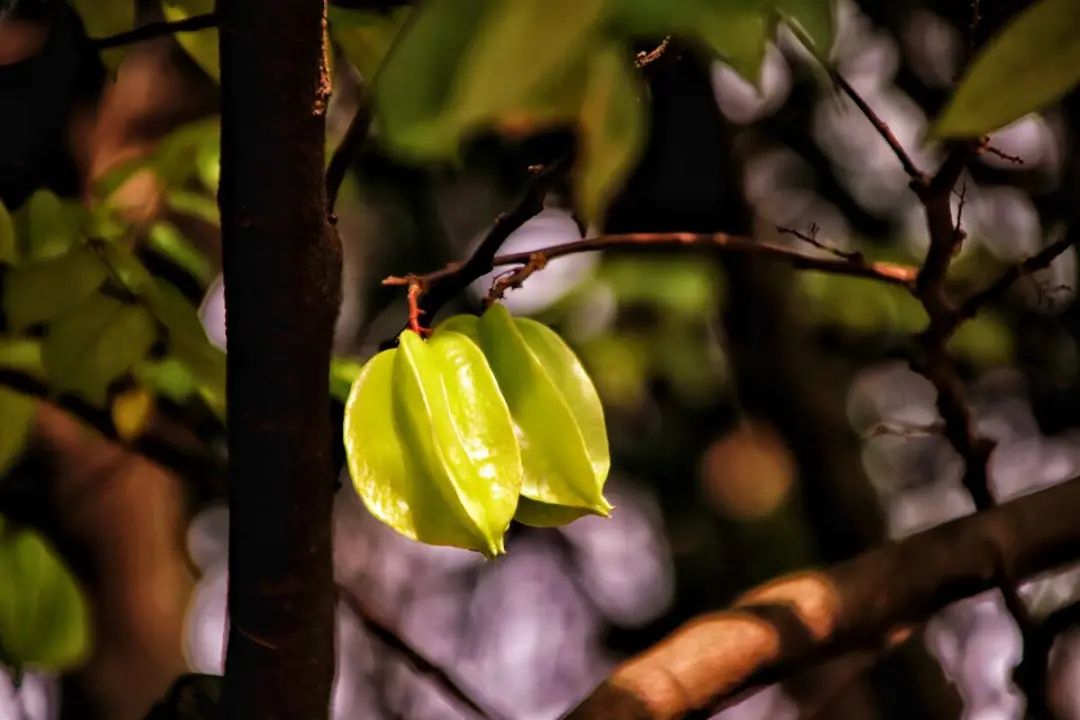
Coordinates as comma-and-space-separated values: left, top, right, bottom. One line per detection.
439, 304, 612, 527
344, 330, 521, 556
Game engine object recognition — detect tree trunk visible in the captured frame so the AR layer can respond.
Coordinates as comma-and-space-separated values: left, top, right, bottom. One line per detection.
216, 1, 340, 717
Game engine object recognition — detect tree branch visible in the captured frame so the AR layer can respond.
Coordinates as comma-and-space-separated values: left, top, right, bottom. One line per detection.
92, 13, 219, 50
956, 227, 1078, 323
336, 585, 499, 720
325, 90, 373, 213
565, 475, 1080, 720
412, 157, 572, 325
832, 72, 926, 183
387, 232, 917, 326
0, 368, 225, 489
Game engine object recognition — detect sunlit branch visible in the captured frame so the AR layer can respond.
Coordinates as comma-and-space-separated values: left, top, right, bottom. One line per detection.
567, 476, 1080, 719
385, 231, 918, 326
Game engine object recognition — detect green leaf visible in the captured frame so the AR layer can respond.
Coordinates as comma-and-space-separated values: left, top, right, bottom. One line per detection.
612, 0, 770, 82
330, 6, 410, 81
0, 339, 44, 379
773, 0, 833, 56
0, 389, 35, 476
374, 0, 494, 157
934, 0, 1080, 137
576, 44, 647, 225
451, 0, 607, 130
15, 191, 84, 261
135, 358, 198, 404
146, 222, 215, 286
0, 200, 15, 264
161, 0, 218, 80
143, 281, 226, 420
441, 305, 611, 527
697, 0, 770, 82
42, 294, 158, 406
0, 521, 90, 672
3, 246, 108, 331
330, 356, 363, 403
72, 0, 134, 71
165, 190, 220, 226
344, 331, 522, 555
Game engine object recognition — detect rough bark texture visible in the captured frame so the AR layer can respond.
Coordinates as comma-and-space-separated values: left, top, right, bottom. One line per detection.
566, 476, 1080, 720
217, 1, 340, 718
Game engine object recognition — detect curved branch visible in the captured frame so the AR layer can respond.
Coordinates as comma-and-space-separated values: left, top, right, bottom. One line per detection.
566, 476, 1080, 720
92, 13, 219, 50
956, 227, 1078, 323
390, 232, 918, 323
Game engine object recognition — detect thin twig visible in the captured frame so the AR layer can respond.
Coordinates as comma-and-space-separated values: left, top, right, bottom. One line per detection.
982, 144, 1024, 165
827, 49, 1058, 716
485, 252, 549, 303
409, 157, 572, 326
92, 13, 219, 50
832, 72, 926, 183
776, 223, 864, 262
326, 91, 374, 213
956, 228, 1078, 322
383, 231, 918, 319
635, 37, 671, 69
337, 585, 499, 720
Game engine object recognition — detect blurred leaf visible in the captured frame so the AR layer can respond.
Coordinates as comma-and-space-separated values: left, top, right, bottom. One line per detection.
0, 200, 15, 263
934, 0, 1080, 137
152, 119, 220, 187
147, 222, 215, 286
330, 356, 363, 403
330, 6, 410, 80
610, 0, 772, 79
0, 339, 44, 379
72, 0, 133, 70
161, 0, 219, 80
0, 389, 35, 476
165, 189, 220, 226
374, 0, 493, 157
452, 0, 606, 128
948, 312, 1014, 367
344, 331, 522, 555
603, 256, 721, 315
3, 246, 108, 331
799, 272, 926, 334
773, 0, 833, 56
576, 45, 647, 225
42, 294, 158, 406
71, 0, 134, 38
112, 386, 155, 441
696, 0, 770, 81
578, 334, 648, 407
0, 520, 90, 672
143, 281, 226, 420
15, 191, 84, 261
135, 358, 198, 404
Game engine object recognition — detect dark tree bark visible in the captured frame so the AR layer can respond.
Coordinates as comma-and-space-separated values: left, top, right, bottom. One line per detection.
216, 1, 341, 718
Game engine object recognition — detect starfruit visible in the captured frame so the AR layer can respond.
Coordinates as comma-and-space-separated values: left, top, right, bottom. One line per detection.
343, 329, 521, 556
439, 304, 612, 526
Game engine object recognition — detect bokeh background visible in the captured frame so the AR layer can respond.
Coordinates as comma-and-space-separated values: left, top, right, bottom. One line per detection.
2, 0, 1079, 718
